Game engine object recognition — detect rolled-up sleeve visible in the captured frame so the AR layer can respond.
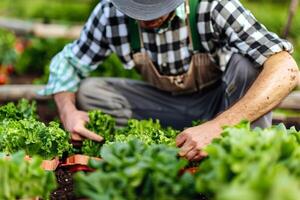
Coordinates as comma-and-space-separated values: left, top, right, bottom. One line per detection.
211, 0, 293, 67
39, 1, 111, 96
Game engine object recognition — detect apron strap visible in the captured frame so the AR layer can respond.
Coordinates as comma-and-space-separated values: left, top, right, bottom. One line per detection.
186, 0, 206, 53
128, 18, 141, 52
128, 0, 205, 53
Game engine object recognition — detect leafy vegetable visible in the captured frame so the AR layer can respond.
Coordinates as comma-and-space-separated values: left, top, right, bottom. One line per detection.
0, 99, 71, 159
0, 98, 38, 121
114, 119, 179, 146
0, 119, 72, 160
195, 122, 300, 200
81, 110, 116, 157
85, 110, 116, 141
75, 140, 196, 200
0, 151, 57, 200
82, 111, 178, 157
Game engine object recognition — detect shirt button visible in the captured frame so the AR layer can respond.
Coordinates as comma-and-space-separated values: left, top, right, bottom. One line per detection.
162, 63, 167, 67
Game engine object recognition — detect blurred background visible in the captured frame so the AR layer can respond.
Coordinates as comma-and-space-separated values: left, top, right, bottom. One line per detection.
0, 0, 299, 126
0, 0, 299, 83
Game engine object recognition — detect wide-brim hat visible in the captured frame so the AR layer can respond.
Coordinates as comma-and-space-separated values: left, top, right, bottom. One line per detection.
110, 0, 184, 21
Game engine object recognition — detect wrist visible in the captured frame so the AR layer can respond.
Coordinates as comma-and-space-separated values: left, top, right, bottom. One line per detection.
194, 120, 223, 137
214, 110, 246, 129
213, 113, 236, 128
53, 92, 77, 117
59, 103, 77, 118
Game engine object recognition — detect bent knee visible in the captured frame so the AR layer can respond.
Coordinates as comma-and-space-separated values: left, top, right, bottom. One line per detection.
228, 54, 261, 84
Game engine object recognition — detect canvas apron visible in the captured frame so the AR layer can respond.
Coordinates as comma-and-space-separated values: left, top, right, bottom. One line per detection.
132, 40, 222, 95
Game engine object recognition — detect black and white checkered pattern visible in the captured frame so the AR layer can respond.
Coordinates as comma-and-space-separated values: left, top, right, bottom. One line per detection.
71, 0, 293, 76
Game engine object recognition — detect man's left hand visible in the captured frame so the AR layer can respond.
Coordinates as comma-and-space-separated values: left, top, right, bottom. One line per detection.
176, 121, 222, 161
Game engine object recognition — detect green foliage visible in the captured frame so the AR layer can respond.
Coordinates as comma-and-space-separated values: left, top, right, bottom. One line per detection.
82, 110, 179, 157
0, 99, 72, 159
75, 140, 196, 200
195, 122, 300, 200
81, 110, 116, 157
0, 120, 72, 160
115, 119, 179, 146
15, 38, 71, 75
0, 29, 17, 66
0, 151, 57, 200
0, 0, 95, 23
0, 98, 38, 121
273, 108, 300, 118
33, 63, 50, 84
90, 53, 142, 80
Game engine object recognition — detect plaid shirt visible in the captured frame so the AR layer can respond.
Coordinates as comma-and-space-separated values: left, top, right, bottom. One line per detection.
40, 0, 293, 95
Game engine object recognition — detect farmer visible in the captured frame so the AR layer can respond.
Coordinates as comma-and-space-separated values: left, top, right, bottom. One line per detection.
40, 0, 299, 160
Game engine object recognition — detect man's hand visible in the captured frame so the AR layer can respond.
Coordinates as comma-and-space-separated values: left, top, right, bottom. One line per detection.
61, 109, 103, 142
54, 91, 103, 142
176, 121, 222, 161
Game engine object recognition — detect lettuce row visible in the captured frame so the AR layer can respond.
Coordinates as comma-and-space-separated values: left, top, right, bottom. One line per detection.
0, 100, 72, 160
195, 122, 300, 200
0, 151, 57, 200
75, 140, 196, 200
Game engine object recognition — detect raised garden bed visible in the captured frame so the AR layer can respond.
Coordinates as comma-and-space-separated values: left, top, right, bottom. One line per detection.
1, 99, 300, 200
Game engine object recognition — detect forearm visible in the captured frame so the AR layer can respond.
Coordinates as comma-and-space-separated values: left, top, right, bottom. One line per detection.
215, 51, 299, 126
54, 92, 77, 118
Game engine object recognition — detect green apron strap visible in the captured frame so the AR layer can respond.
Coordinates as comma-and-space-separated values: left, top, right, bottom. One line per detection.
128, 17, 141, 52
188, 0, 206, 52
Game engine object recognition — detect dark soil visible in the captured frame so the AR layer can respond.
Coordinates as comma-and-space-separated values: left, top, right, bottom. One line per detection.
51, 167, 76, 200
50, 165, 93, 200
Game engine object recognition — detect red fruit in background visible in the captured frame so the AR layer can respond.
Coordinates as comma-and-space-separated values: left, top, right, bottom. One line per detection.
0, 74, 7, 85
14, 38, 26, 54
6, 64, 14, 74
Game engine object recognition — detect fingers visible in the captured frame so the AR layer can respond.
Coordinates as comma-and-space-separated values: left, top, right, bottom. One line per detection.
179, 143, 194, 157
178, 138, 197, 156
185, 149, 199, 160
199, 151, 208, 157
184, 149, 207, 161
176, 132, 187, 147
71, 133, 83, 141
73, 125, 103, 142
192, 152, 206, 161
178, 136, 207, 160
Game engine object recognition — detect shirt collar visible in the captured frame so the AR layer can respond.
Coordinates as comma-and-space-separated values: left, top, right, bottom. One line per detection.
175, 2, 186, 20
154, 2, 186, 33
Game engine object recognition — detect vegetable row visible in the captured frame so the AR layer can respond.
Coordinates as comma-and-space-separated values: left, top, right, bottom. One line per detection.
0, 100, 299, 200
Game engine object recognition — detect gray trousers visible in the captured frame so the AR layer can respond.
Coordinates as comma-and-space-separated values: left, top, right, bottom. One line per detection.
77, 54, 272, 129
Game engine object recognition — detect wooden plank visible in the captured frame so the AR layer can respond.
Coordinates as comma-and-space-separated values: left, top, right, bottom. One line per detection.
0, 85, 50, 101
0, 17, 33, 35
278, 91, 300, 110
0, 17, 82, 39
273, 115, 300, 123
33, 24, 82, 39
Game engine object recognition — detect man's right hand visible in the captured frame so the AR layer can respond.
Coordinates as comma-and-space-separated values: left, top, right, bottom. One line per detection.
61, 109, 103, 142
54, 92, 103, 142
